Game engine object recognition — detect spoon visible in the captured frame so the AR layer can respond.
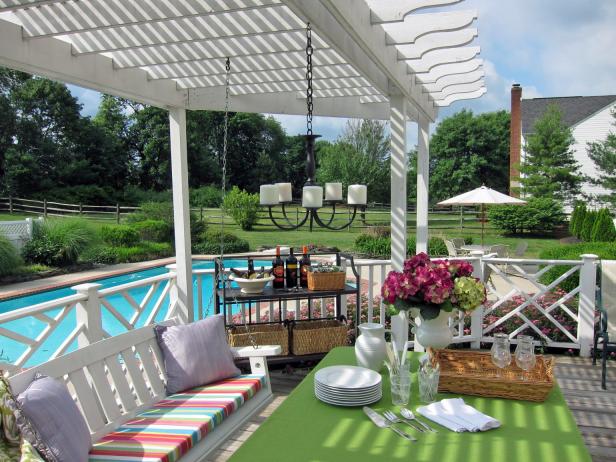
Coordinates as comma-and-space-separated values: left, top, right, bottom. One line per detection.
401, 408, 437, 433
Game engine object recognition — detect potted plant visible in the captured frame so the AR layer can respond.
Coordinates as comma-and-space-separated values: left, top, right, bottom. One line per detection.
381, 253, 486, 349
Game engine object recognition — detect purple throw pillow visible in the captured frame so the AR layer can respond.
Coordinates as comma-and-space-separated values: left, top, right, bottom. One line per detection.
17, 374, 91, 462
155, 316, 241, 394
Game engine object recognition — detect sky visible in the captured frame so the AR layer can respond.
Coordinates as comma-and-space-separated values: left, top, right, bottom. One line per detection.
68, 0, 616, 148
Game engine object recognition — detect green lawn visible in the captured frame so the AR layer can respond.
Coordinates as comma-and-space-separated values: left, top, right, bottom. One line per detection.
0, 210, 561, 258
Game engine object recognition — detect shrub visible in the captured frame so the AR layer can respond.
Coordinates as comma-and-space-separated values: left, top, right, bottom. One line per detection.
488, 198, 565, 235
538, 242, 616, 292
100, 225, 140, 247
591, 208, 616, 242
573, 205, 587, 238
22, 219, 96, 267
127, 201, 174, 225
130, 220, 172, 243
193, 229, 249, 255
79, 245, 119, 265
364, 226, 391, 238
353, 233, 447, 258
569, 204, 586, 237
114, 242, 173, 263
0, 235, 22, 276
190, 185, 223, 208
580, 210, 598, 242
222, 186, 260, 231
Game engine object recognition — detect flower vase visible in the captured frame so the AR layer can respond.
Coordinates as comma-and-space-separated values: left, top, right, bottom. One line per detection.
355, 323, 387, 372
390, 310, 409, 354
415, 310, 453, 350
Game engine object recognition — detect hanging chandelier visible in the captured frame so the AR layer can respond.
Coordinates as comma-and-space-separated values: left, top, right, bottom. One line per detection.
259, 22, 367, 231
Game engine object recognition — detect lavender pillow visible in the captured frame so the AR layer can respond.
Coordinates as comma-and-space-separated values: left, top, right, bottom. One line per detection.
155, 316, 240, 394
17, 374, 91, 462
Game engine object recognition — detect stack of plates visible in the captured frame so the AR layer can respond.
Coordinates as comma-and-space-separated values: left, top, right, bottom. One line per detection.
314, 365, 382, 406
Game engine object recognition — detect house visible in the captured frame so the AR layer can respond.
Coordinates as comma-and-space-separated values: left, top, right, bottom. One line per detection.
509, 84, 616, 207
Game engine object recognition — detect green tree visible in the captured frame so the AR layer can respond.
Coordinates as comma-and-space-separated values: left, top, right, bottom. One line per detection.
429, 110, 510, 202
316, 119, 390, 203
591, 208, 616, 242
519, 104, 583, 204
588, 109, 616, 206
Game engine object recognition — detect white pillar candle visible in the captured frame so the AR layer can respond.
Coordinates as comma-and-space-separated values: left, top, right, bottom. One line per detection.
302, 185, 323, 208
259, 184, 279, 205
325, 182, 343, 201
276, 182, 293, 203
347, 184, 367, 205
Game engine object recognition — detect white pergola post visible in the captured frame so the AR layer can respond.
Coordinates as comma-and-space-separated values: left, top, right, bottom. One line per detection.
416, 116, 430, 254
390, 95, 408, 271
169, 107, 194, 323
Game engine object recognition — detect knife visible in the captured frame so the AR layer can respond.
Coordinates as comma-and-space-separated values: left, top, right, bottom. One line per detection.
363, 407, 417, 442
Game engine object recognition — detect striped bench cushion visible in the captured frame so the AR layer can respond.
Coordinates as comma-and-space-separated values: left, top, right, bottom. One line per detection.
88, 374, 265, 462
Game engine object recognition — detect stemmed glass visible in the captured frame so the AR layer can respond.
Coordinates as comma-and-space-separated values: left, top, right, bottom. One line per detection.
515, 335, 537, 380
490, 333, 512, 377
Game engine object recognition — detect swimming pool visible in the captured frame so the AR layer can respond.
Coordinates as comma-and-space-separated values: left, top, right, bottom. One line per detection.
0, 259, 269, 366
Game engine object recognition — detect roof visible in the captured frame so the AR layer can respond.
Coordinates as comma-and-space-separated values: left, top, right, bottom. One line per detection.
521, 95, 616, 135
0, 0, 487, 121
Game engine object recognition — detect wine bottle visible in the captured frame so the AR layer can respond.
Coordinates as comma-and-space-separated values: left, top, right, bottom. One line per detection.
247, 258, 255, 279
272, 245, 285, 289
299, 246, 311, 288
230, 268, 247, 279
285, 247, 298, 288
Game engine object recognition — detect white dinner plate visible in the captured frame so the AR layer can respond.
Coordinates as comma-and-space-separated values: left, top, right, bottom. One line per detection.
315, 383, 381, 397
315, 390, 382, 407
315, 381, 381, 393
314, 366, 381, 390
315, 385, 381, 398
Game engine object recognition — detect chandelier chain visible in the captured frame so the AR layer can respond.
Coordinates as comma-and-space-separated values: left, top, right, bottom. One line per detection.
306, 22, 313, 136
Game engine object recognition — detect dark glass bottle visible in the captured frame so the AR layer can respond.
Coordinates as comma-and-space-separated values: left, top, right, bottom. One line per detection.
285, 247, 298, 288
247, 257, 255, 278
299, 246, 311, 288
272, 245, 285, 289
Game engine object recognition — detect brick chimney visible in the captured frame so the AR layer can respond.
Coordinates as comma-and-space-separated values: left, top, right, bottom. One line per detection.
509, 83, 522, 197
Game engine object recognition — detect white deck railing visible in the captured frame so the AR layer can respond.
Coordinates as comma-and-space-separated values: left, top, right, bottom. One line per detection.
0, 253, 599, 369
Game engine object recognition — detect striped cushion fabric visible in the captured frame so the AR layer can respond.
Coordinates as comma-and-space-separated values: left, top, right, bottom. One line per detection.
88, 374, 265, 462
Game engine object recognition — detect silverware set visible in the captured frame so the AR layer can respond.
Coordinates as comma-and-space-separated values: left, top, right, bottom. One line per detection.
363, 406, 437, 441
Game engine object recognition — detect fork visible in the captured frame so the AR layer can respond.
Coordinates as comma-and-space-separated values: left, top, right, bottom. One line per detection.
383, 410, 424, 433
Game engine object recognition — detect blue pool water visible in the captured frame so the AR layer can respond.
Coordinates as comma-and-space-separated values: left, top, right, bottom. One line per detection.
0, 259, 269, 366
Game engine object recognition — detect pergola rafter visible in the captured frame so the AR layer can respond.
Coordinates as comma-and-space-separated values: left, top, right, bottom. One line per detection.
0, 0, 487, 323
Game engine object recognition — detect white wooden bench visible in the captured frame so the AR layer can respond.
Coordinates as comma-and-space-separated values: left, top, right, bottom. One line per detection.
8, 320, 281, 462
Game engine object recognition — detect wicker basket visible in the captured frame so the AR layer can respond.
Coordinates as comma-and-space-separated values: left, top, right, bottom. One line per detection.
291, 320, 348, 355
227, 324, 289, 356
434, 349, 555, 402
307, 271, 346, 291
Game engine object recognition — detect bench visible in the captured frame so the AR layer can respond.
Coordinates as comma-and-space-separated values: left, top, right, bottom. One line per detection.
8, 319, 281, 462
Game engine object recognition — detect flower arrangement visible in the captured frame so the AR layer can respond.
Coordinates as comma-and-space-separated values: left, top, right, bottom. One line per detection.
381, 252, 486, 320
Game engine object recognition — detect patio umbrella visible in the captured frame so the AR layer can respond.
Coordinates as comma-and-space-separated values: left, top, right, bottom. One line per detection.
437, 186, 526, 246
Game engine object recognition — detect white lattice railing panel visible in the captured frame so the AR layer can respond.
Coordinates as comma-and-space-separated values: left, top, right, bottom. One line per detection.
98, 273, 176, 338
0, 294, 86, 368
0, 220, 29, 237
481, 257, 592, 349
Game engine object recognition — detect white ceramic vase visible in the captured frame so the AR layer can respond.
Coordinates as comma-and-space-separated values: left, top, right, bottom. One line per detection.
354, 323, 387, 372
415, 310, 453, 350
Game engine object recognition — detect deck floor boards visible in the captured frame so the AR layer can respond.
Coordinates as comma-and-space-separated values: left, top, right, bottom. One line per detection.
206, 356, 616, 461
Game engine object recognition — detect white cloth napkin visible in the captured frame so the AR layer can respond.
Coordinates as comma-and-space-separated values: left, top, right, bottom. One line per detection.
416, 398, 501, 432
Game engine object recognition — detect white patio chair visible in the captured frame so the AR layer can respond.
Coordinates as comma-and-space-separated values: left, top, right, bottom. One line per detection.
445, 240, 458, 257
451, 238, 468, 254
513, 241, 528, 258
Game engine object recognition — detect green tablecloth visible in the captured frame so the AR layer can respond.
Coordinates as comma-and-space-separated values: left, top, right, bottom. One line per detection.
228, 347, 591, 462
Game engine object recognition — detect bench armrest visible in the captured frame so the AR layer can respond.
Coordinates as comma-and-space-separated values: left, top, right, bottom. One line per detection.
230, 345, 281, 358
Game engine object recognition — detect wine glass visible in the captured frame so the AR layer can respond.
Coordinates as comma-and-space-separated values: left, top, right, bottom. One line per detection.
515, 335, 537, 380
490, 333, 512, 377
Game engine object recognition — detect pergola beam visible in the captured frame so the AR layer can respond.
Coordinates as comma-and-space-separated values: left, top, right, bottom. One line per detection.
395, 28, 477, 60
367, 0, 462, 23
381, 10, 476, 45
415, 58, 483, 83
0, 0, 62, 12
422, 69, 484, 93
404, 46, 480, 73
430, 80, 485, 100
0, 17, 186, 108
435, 87, 486, 106
285, 0, 437, 122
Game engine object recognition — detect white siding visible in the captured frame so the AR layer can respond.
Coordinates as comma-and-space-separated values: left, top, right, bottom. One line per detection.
571, 103, 616, 206
520, 103, 616, 210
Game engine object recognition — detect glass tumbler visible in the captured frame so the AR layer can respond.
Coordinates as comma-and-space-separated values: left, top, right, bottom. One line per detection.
491, 333, 512, 376
418, 361, 440, 404
389, 362, 412, 406
515, 335, 537, 380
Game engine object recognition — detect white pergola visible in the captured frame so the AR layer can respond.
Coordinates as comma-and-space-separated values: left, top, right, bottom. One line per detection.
0, 0, 486, 321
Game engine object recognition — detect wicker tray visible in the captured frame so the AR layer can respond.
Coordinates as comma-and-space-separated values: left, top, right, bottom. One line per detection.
307, 271, 346, 291
291, 320, 348, 355
434, 349, 555, 402
228, 324, 289, 356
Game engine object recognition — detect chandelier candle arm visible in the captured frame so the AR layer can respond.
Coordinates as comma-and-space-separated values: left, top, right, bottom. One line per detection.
348, 184, 368, 205
260, 185, 279, 205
